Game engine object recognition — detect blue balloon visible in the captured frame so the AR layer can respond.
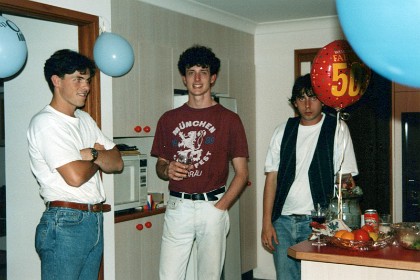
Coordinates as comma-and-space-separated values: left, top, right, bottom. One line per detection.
337, 0, 420, 88
93, 32, 134, 77
0, 16, 28, 78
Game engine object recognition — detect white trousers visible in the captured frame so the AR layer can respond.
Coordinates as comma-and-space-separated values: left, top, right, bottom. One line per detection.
159, 194, 230, 280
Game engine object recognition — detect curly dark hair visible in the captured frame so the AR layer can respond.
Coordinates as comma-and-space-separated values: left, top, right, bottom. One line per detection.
44, 49, 96, 93
288, 73, 317, 104
177, 45, 220, 76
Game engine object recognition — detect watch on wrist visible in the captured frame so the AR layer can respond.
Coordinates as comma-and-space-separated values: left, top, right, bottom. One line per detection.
90, 148, 98, 162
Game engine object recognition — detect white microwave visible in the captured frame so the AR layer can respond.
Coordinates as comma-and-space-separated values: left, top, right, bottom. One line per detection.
114, 154, 148, 212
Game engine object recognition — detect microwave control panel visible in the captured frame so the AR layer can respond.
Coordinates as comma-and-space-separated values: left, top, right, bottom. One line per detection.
139, 154, 148, 205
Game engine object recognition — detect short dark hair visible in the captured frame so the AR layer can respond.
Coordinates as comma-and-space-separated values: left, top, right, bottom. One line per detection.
289, 73, 317, 104
177, 45, 220, 76
44, 49, 96, 93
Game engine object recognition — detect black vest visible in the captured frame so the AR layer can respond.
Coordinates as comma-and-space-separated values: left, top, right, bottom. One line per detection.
271, 115, 336, 222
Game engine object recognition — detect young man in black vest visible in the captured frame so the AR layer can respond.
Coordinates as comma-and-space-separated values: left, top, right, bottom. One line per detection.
261, 74, 358, 280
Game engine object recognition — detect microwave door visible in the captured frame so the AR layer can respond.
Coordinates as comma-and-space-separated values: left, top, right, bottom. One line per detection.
114, 155, 143, 212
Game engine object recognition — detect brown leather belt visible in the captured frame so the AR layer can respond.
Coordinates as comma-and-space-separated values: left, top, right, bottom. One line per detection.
47, 201, 111, 213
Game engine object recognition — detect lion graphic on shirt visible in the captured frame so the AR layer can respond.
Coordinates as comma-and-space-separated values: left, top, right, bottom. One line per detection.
177, 130, 206, 163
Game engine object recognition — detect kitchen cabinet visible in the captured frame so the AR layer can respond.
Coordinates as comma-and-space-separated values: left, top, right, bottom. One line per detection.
112, 40, 173, 137
289, 240, 420, 280
115, 212, 164, 280
112, 1, 173, 137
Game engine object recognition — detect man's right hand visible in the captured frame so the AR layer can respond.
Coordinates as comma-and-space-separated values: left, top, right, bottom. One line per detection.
261, 222, 278, 252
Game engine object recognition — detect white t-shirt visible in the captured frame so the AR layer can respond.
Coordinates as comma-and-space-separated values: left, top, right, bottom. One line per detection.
27, 105, 116, 204
264, 113, 358, 215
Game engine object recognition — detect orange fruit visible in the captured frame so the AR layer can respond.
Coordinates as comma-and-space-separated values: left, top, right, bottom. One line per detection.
334, 230, 349, 238
341, 231, 355, 241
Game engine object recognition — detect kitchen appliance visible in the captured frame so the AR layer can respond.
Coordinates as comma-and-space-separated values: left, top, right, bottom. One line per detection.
114, 154, 148, 212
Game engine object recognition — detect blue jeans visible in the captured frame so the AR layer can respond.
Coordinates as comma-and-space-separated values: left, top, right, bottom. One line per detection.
273, 215, 312, 280
35, 207, 104, 280
159, 193, 229, 280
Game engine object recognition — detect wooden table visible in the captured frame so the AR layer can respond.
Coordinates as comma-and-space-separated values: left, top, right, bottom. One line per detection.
288, 241, 420, 280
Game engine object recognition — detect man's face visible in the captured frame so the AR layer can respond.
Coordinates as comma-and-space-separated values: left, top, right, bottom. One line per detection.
182, 65, 216, 97
54, 70, 92, 110
294, 92, 323, 125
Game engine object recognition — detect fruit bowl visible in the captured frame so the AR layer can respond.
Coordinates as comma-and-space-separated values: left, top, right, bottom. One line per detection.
324, 233, 394, 251
391, 222, 420, 251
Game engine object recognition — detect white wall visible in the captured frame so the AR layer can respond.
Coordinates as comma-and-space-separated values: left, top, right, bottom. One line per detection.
5, 15, 77, 279
6, 1, 113, 279
253, 17, 344, 279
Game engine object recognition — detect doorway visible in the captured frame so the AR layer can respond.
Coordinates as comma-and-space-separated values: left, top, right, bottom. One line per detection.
0, 0, 102, 278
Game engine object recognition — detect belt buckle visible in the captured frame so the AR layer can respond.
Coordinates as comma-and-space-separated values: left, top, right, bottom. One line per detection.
190, 193, 201, 201
91, 204, 102, 212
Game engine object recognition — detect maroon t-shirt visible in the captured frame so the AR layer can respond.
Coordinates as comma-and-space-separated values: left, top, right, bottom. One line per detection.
151, 103, 249, 193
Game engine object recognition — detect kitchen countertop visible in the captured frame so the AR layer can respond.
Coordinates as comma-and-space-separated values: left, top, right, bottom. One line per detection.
288, 240, 420, 271
114, 207, 166, 223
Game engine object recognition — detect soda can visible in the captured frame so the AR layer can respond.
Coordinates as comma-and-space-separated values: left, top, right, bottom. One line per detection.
364, 209, 379, 232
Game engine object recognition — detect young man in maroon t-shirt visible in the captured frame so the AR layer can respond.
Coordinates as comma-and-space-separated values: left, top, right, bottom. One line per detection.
151, 45, 249, 280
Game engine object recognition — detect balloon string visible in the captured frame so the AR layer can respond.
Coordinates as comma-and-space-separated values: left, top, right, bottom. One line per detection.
335, 111, 348, 221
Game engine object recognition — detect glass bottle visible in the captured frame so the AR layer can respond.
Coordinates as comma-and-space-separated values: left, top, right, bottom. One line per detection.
327, 186, 363, 230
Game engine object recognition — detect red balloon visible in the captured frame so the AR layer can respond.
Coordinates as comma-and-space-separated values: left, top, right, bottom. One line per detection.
311, 40, 371, 110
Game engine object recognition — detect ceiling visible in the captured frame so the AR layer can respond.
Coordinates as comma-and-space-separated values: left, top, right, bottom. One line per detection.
140, 0, 339, 34
193, 0, 338, 24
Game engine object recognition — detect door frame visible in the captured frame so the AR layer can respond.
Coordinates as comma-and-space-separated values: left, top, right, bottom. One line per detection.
294, 47, 319, 79
0, 0, 101, 126
0, 1, 102, 278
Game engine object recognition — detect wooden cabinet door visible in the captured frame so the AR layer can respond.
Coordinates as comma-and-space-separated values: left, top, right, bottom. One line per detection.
138, 214, 164, 279
113, 40, 172, 137
115, 218, 142, 279
115, 214, 164, 280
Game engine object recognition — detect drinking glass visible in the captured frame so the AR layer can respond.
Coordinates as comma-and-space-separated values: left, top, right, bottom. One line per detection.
177, 154, 192, 165
177, 154, 192, 178
379, 214, 392, 234
311, 207, 327, 246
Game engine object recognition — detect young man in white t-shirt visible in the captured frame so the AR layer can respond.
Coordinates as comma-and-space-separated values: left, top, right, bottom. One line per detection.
261, 74, 358, 280
27, 49, 123, 279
